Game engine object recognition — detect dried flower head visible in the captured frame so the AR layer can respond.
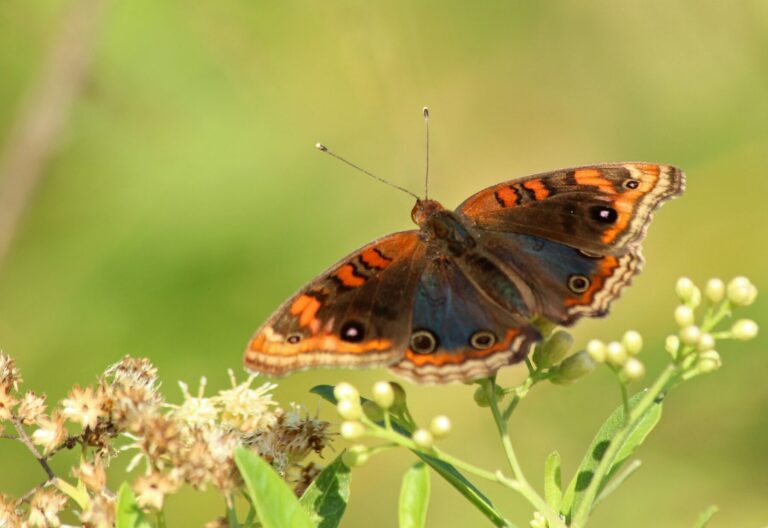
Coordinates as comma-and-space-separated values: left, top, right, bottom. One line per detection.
27, 488, 67, 528
169, 378, 219, 426
0, 493, 21, 528
0, 352, 22, 393
124, 415, 182, 472
31, 413, 67, 455
0, 390, 18, 422
104, 356, 158, 390
293, 462, 323, 497
133, 471, 179, 511
216, 370, 278, 433
18, 391, 47, 426
61, 385, 106, 430
73, 458, 107, 492
78, 492, 115, 528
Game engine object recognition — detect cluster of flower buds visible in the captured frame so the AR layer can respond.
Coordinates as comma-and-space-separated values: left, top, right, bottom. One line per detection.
584, 330, 646, 383
666, 276, 759, 374
334, 381, 452, 466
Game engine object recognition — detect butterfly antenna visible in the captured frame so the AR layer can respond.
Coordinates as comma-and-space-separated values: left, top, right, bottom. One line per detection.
423, 106, 430, 200
315, 143, 420, 200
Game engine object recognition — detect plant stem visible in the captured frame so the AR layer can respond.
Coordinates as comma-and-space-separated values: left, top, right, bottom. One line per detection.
569, 364, 680, 528
483, 379, 566, 528
12, 416, 55, 480
156, 510, 167, 528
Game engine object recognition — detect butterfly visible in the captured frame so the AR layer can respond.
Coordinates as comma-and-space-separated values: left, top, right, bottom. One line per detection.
244, 120, 684, 383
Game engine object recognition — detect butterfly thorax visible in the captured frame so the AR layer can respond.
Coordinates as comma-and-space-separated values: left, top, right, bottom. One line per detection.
410, 199, 445, 227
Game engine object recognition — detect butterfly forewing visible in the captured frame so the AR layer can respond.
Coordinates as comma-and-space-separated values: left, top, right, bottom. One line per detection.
244, 231, 426, 376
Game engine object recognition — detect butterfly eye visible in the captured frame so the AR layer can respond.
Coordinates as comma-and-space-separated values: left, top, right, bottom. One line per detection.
286, 333, 302, 344
624, 179, 640, 190
470, 331, 497, 350
340, 321, 365, 343
590, 205, 618, 224
410, 330, 438, 354
568, 274, 591, 293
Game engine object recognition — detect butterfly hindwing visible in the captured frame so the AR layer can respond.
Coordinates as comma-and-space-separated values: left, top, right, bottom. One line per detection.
390, 253, 540, 384
245, 231, 426, 376
458, 163, 685, 255
480, 232, 643, 325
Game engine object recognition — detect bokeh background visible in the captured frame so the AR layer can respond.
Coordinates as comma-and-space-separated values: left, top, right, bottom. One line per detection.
1, 1, 767, 526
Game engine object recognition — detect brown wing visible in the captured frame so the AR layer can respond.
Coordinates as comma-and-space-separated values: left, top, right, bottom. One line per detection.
457, 163, 685, 255
244, 231, 426, 376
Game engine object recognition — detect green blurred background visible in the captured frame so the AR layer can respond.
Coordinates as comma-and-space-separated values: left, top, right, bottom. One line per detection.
1, 1, 766, 526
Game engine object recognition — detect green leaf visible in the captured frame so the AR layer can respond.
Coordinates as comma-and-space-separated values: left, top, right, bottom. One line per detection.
54, 477, 89, 510
561, 391, 663, 520
235, 446, 315, 528
299, 453, 351, 528
543, 451, 562, 511
693, 505, 719, 528
115, 482, 153, 528
310, 385, 510, 528
399, 462, 431, 528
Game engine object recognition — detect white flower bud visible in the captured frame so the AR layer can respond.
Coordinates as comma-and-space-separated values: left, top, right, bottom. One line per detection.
674, 305, 695, 328
530, 511, 547, 528
586, 339, 607, 363
333, 382, 359, 403
665, 334, 680, 356
698, 350, 722, 373
731, 319, 758, 341
679, 325, 702, 347
622, 331, 643, 355
342, 445, 369, 467
429, 415, 452, 438
606, 341, 627, 366
621, 357, 646, 381
727, 276, 758, 307
412, 428, 434, 449
337, 399, 362, 421
340, 421, 365, 440
675, 277, 696, 302
697, 333, 715, 352
372, 381, 395, 409
705, 278, 725, 304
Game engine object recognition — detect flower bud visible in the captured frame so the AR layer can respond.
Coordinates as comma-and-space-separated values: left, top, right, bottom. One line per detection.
731, 319, 758, 341
697, 333, 715, 352
586, 339, 607, 363
530, 511, 547, 528
665, 334, 680, 356
621, 358, 645, 381
337, 399, 362, 421
412, 428, 434, 449
605, 341, 627, 366
429, 415, 452, 438
333, 382, 359, 403
532, 330, 574, 368
727, 276, 757, 307
473, 384, 504, 407
674, 305, 695, 328
679, 325, 701, 347
342, 445, 369, 467
675, 277, 696, 302
340, 421, 365, 440
698, 350, 722, 373
550, 351, 596, 385
705, 278, 725, 304
372, 381, 395, 409
622, 331, 643, 355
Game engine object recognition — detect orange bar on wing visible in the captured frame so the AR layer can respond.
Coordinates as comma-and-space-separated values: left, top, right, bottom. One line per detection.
335, 264, 366, 287
361, 248, 392, 269
573, 168, 616, 194
522, 179, 550, 201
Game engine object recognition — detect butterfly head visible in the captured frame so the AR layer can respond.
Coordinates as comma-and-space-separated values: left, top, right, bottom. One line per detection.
411, 199, 445, 227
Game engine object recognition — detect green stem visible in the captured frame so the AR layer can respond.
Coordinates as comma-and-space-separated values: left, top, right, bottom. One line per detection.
225, 494, 239, 528
619, 380, 630, 425
483, 379, 566, 528
156, 510, 167, 528
570, 364, 680, 528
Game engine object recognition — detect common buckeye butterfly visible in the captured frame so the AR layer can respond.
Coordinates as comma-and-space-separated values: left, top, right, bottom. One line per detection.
244, 110, 684, 383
